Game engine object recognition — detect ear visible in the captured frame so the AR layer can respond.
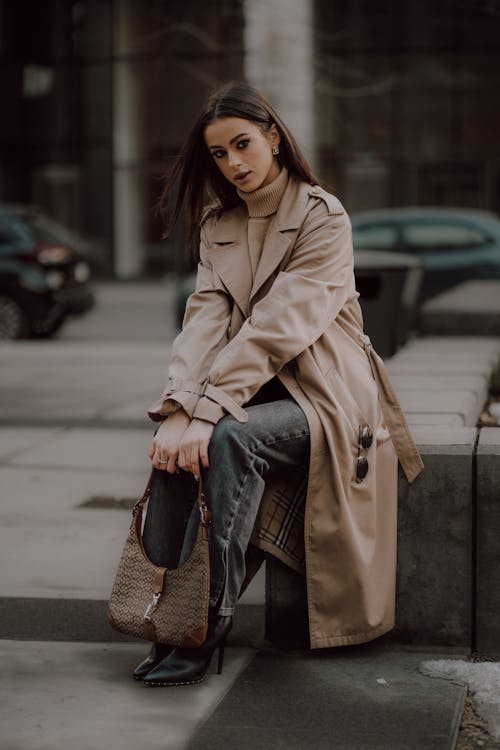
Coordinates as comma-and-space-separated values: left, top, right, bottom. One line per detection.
268, 123, 281, 148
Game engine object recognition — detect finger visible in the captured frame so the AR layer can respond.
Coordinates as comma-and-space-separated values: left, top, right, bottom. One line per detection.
177, 446, 188, 471
190, 443, 200, 478
154, 450, 169, 471
148, 440, 156, 460
166, 452, 178, 474
199, 442, 210, 469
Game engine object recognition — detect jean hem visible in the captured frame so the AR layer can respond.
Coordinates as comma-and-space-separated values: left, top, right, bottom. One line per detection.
215, 605, 235, 616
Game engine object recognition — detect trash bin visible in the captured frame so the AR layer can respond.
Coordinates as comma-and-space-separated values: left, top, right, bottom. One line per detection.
354, 250, 424, 358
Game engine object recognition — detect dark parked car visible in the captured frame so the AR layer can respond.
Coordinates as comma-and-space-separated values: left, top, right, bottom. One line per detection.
351, 207, 500, 301
0, 204, 95, 339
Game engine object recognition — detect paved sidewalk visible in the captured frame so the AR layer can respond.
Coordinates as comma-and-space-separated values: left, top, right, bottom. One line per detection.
0, 640, 255, 750
0, 640, 466, 750
0, 341, 172, 427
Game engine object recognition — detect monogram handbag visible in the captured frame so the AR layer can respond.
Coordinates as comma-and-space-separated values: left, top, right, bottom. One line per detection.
108, 469, 211, 648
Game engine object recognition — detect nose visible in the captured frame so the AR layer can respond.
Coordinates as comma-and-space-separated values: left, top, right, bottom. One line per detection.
227, 150, 242, 169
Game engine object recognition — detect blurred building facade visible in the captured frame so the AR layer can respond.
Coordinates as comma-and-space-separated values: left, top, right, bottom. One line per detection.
1, 0, 499, 277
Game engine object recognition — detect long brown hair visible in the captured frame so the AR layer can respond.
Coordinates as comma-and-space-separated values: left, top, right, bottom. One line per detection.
155, 81, 319, 261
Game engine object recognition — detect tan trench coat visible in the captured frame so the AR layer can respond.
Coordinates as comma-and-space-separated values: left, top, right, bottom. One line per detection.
148, 175, 424, 649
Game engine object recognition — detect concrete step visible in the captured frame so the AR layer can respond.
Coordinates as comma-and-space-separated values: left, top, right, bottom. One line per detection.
0, 596, 265, 649
187, 644, 466, 750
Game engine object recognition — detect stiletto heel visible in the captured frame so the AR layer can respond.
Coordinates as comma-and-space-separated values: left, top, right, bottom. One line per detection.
217, 640, 226, 675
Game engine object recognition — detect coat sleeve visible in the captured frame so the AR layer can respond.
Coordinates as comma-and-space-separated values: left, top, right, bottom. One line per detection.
147, 222, 232, 422
191, 198, 354, 424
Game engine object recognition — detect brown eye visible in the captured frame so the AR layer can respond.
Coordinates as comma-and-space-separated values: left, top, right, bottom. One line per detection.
237, 139, 249, 149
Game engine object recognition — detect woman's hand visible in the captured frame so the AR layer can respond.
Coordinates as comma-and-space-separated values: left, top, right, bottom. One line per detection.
178, 418, 215, 478
149, 410, 191, 473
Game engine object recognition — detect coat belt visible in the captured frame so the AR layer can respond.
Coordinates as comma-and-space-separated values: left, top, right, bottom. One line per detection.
358, 333, 424, 483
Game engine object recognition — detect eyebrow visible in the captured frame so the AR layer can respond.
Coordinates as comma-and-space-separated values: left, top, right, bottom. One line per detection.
208, 132, 249, 150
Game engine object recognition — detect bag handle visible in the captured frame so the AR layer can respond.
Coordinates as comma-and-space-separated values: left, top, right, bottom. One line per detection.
132, 468, 212, 528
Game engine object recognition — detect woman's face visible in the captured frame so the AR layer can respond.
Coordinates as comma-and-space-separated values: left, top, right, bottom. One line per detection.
204, 117, 281, 193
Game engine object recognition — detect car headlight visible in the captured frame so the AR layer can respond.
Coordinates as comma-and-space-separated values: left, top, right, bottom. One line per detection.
37, 246, 72, 264
74, 261, 90, 283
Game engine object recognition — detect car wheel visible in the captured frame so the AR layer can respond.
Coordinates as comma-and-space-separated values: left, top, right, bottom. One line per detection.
30, 314, 66, 339
0, 295, 29, 340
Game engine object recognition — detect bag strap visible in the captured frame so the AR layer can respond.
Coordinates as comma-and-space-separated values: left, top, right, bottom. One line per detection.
132, 469, 212, 529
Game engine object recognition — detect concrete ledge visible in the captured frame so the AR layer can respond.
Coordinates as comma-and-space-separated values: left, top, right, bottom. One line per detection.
420, 281, 500, 336
387, 336, 500, 376
265, 558, 308, 649
393, 335, 500, 363
2, 335, 499, 656
396, 389, 480, 426
476, 427, 500, 657
391, 375, 489, 427
266, 336, 500, 651
394, 428, 476, 646
388, 337, 499, 425
266, 428, 477, 649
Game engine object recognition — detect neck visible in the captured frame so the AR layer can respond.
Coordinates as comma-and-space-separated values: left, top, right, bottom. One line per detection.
237, 167, 288, 218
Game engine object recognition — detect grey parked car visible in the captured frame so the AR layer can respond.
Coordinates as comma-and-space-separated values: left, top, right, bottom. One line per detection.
351, 207, 500, 301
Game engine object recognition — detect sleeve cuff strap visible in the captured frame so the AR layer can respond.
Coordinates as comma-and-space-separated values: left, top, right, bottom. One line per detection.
194, 383, 248, 423
192, 397, 226, 424
161, 378, 206, 397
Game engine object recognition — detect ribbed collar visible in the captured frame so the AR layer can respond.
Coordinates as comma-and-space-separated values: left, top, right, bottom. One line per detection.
237, 167, 289, 218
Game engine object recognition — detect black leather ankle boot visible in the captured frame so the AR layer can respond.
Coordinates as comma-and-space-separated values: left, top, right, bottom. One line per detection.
132, 642, 173, 681
143, 614, 233, 687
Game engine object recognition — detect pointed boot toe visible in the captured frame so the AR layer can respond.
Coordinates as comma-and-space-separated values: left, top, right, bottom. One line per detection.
132, 643, 173, 681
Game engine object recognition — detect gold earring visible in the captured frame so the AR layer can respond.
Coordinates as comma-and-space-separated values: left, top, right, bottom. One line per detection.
272, 146, 279, 156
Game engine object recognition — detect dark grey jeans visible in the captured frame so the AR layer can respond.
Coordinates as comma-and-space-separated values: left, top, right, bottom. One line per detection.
142, 398, 310, 616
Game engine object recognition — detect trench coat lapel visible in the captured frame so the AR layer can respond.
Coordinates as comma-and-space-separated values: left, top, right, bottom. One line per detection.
208, 177, 311, 315
208, 205, 252, 317
249, 221, 291, 303
249, 177, 309, 304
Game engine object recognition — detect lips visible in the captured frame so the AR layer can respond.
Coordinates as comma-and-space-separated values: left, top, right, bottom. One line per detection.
234, 171, 251, 182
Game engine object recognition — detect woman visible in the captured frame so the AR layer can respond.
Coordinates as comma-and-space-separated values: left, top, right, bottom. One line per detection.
136, 81, 423, 688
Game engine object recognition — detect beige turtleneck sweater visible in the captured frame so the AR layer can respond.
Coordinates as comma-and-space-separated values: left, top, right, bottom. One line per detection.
235, 166, 290, 406
237, 166, 289, 282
